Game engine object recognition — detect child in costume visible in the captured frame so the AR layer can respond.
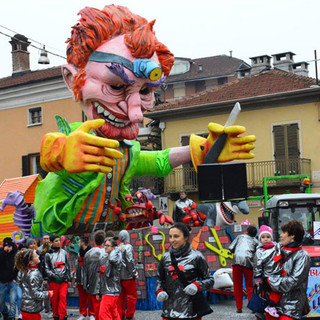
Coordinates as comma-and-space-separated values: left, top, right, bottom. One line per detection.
229, 225, 259, 313
15, 249, 53, 320
44, 234, 71, 320
253, 225, 283, 318
98, 237, 122, 320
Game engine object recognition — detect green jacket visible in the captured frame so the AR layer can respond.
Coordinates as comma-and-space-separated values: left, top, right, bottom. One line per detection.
31, 117, 172, 236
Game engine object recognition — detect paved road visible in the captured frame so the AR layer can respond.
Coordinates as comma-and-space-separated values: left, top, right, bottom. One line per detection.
41, 299, 258, 320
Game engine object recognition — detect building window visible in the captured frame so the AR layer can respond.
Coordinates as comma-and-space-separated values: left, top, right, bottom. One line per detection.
217, 77, 228, 85
173, 84, 186, 99
169, 60, 190, 76
22, 153, 47, 178
273, 123, 300, 175
28, 107, 42, 126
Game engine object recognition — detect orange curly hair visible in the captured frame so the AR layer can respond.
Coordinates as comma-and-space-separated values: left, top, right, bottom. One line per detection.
66, 5, 174, 86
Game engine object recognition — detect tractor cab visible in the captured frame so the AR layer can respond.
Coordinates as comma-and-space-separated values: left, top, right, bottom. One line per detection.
266, 193, 320, 244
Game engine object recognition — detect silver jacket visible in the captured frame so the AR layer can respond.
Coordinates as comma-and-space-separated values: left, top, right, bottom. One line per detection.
253, 242, 282, 279
119, 242, 137, 280
17, 268, 48, 313
229, 234, 259, 268
44, 248, 71, 283
268, 247, 310, 319
156, 245, 214, 319
99, 248, 122, 296
76, 247, 91, 285
83, 246, 106, 295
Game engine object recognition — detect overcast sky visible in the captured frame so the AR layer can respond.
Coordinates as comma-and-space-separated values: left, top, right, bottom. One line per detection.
0, 0, 319, 79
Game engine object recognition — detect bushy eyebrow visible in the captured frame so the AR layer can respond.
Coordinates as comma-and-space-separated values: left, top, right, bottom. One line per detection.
106, 63, 135, 85
146, 75, 166, 88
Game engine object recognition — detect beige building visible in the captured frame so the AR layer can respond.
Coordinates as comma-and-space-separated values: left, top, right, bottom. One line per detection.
146, 63, 320, 224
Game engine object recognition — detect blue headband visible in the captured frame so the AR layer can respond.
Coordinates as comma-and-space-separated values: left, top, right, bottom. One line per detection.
89, 51, 162, 81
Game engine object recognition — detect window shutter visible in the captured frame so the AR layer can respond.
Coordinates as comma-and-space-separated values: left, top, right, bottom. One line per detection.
287, 123, 300, 157
273, 125, 285, 159
22, 155, 29, 176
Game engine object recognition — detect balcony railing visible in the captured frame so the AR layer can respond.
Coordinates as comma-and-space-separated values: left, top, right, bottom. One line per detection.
130, 176, 164, 195
163, 158, 311, 194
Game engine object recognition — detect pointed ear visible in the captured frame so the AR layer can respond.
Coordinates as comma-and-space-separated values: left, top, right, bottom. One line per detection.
61, 64, 78, 99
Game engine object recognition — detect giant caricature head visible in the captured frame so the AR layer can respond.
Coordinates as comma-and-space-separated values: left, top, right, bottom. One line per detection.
62, 5, 174, 141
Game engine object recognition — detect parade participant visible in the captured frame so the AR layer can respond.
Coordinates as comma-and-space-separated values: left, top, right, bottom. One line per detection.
15, 249, 53, 320
98, 237, 122, 320
0, 237, 18, 320
118, 230, 138, 320
266, 220, 310, 320
44, 234, 71, 320
156, 222, 214, 319
25, 238, 36, 250
37, 234, 50, 254
31, 4, 256, 237
38, 240, 51, 314
172, 191, 193, 223
76, 236, 94, 320
83, 230, 106, 320
229, 225, 259, 313
253, 225, 283, 318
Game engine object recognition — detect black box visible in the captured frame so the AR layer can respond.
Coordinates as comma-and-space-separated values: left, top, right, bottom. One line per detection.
198, 163, 247, 201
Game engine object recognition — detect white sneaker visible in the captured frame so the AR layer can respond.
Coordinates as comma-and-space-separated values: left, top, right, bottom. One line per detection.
17, 314, 23, 320
90, 316, 95, 320
77, 315, 86, 320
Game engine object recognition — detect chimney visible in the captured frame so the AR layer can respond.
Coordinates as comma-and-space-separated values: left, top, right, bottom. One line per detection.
249, 55, 272, 75
9, 34, 31, 76
292, 62, 309, 77
272, 52, 295, 72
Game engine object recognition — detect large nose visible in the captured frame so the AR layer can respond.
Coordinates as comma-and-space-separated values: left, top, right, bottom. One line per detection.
127, 92, 143, 123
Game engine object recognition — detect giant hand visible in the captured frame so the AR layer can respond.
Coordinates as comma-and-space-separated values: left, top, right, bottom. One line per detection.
40, 119, 123, 174
190, 122, 256, 170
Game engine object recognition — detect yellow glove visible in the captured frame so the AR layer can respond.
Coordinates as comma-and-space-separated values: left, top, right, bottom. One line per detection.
40, 119, 123, 174
190, 122, 256, 171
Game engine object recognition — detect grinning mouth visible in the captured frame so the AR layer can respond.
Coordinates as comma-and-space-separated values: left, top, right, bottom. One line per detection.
93, 102, 130, 128
126, 207, 144, 218
219, 202, 235, 223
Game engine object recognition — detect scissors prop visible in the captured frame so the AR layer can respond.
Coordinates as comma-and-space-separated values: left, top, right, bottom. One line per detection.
204, 228, 233, 267
145, 230, 166, 261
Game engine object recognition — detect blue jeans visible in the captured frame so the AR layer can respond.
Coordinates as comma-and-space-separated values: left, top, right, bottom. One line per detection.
16, 285, 22, 315
0, 281, 17, 318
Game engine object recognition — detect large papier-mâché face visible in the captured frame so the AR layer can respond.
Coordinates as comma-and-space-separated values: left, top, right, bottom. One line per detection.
79, 35, 160, 141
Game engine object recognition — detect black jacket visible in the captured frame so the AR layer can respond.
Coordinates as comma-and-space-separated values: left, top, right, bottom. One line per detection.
0, 245, 18, 283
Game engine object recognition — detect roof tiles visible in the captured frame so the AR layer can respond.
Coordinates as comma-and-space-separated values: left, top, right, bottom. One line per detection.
154, 69, 316, 111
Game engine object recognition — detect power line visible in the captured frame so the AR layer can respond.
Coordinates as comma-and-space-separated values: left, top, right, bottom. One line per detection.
0, 25, 66, 60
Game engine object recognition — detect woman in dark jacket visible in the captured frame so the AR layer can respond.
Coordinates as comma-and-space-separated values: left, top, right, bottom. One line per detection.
266, 220, 310, 320
156, 223, 214, 319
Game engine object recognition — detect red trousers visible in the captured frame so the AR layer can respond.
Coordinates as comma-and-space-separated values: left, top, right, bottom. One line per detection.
89, 294, 102, 320
99, 295, 121, 320
231, 265, 254, 310
265, 314, 294, 320
119, 279, 138, 319
49, 282, 68, 319
21, 311, 41, 320
77, 284, 94, 316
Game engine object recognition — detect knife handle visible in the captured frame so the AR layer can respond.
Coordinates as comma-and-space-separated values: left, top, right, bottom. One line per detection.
204, 133, 228, 163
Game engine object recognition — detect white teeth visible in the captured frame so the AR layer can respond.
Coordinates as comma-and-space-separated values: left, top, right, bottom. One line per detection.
93, 102, 128, 127
97, 106, 104, 114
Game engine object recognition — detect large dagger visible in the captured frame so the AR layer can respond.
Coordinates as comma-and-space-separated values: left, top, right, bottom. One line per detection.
204, 102, 241, 163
